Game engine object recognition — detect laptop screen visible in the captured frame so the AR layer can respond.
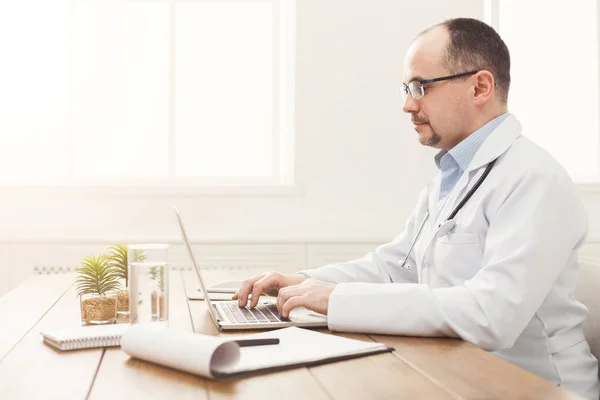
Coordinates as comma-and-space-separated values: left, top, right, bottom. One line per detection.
172, 205, 222, 330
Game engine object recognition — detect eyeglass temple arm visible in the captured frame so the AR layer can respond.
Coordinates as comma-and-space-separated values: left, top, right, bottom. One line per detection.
420, 70, 479, 84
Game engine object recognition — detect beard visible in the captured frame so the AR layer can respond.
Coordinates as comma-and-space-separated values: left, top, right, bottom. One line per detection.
426, 128, 442, 146
412, 115, 442, 147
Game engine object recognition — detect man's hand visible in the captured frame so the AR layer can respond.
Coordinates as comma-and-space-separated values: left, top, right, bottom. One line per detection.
277, 278, 337, 318
232, 272, 308, 309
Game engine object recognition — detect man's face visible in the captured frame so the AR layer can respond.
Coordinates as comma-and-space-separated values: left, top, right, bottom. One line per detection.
402, 27, 474, 150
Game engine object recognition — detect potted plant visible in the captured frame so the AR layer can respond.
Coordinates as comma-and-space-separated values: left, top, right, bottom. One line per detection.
108, 244, 128, 316
76, 254, 121, 324
149, 265, 167, 319
107, 244, 146, 316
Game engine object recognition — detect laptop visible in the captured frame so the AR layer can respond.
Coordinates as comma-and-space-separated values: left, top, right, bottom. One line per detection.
173, 206, 328, 331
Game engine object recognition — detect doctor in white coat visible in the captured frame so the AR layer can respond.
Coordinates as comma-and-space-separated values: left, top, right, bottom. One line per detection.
233, 18, 600, 399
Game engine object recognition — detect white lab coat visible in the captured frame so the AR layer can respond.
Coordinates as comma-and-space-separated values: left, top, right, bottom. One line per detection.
301, 115, 600, 399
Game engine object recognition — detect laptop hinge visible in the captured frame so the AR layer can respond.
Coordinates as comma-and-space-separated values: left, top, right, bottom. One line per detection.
212, 304, 224, 322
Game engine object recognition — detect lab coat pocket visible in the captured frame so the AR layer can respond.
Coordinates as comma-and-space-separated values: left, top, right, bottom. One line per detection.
434, 233, 482, 282
437, 233, 480, 245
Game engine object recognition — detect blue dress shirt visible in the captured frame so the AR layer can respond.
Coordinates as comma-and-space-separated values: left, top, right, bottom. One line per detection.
435, 113, 510, 202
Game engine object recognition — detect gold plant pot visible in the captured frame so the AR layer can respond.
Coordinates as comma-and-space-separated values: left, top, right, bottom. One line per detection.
80, 292, 118, 325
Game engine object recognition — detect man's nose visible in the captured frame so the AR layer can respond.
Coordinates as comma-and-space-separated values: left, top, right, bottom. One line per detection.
402, 94, 419, 114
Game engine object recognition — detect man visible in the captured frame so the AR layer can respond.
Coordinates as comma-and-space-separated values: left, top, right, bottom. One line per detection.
233, 18, 600, 399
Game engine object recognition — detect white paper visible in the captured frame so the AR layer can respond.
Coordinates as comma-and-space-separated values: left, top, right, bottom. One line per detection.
206, 280, 243, 293
220, 327, 388, 375
120, 324, 240, 379
121, 324, 389, 380
188, 291, 240, 301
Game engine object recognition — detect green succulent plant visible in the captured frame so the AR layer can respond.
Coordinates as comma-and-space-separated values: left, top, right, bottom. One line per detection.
75, 254, 121, 297
107, 244, 146, 288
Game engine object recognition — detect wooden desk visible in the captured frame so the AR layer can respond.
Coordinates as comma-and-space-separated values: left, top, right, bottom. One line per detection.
0, 269, 581, 399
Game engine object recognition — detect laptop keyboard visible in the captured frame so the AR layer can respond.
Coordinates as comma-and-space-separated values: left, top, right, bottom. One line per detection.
219, 301, 282, 323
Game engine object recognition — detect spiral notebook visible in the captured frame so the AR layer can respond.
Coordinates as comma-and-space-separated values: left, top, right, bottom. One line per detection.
41, 323, 131, 351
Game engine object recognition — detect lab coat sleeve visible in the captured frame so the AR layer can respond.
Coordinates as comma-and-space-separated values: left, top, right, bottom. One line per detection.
327, 170, 588, 350
296, 189, 428, 284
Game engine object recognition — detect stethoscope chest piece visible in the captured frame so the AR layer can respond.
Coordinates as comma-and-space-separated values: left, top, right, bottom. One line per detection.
436, 219, 456, 238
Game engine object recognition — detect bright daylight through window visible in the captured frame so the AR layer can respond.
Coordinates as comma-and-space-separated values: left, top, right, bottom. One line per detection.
492, 0, 600, 182
0, 0, 295, 186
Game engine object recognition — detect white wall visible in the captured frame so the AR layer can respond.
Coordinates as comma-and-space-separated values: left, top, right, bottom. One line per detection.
0, 0, 487, 242
1, 0, 599, 294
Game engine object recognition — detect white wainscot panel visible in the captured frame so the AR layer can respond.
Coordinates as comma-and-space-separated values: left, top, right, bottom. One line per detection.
2, 242, 307, 297
8, 243, 115, 291
306, 243, 381, 268
168, 243, 306, 272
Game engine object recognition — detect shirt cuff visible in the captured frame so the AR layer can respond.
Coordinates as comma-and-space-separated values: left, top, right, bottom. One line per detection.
296, 271, 311, 279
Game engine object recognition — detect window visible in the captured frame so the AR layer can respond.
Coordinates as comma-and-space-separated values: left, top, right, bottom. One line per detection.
0, 0, 295, 187
487, 0, 600, 182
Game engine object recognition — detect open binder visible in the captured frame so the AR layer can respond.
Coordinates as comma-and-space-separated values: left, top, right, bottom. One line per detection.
120, 324, 393, 380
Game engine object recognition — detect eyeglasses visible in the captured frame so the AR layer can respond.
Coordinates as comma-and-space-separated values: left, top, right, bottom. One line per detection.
401, 70, 479, 100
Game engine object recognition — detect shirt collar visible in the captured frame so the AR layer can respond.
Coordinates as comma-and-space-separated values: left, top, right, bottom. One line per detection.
434, 112, 510, 171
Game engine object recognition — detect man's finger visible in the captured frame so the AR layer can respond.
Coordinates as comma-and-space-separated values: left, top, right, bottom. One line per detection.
249, 277, 271, 308
281, 294, 309, 318
237, 275, 263, 307
277, 285, 303, 314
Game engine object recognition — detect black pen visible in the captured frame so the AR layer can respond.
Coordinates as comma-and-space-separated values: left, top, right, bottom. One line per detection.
233, 338, 280, 347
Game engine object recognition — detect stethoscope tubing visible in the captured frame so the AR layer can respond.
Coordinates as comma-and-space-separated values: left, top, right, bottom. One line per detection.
398, 159, 497, 269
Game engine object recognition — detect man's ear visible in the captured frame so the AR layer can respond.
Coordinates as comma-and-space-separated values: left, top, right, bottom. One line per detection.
473, 70, 495, 104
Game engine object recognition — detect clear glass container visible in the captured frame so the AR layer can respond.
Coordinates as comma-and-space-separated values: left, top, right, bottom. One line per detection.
80, 291, 118, 325
127, 244, 169, 327
116, 286, 130, 317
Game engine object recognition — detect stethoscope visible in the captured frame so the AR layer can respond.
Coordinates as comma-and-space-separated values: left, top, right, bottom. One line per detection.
399, 159, 497, 269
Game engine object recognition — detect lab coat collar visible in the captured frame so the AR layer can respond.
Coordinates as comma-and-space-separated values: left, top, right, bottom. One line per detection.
418, 114, 522, 272
433, 114, 521, 229
465, 113, 522, 173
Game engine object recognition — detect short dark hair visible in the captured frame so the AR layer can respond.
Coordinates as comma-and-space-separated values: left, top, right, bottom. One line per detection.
424, 18, 511, 103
